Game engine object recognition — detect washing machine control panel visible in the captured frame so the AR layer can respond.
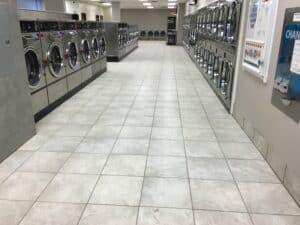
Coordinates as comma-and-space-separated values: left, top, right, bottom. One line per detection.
38, 21, 60, 32
20, 21, 38, 33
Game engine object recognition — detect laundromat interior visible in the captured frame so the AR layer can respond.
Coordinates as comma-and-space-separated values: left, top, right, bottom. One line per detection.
0, 0, 300, 224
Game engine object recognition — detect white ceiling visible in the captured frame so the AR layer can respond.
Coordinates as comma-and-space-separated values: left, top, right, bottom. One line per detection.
80, 0, 186, 9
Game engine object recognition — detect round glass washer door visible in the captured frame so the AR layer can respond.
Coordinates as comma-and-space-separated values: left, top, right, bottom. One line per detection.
82, 39, 91, 63
68, 42, 78, 69
48, 44, 64, 77
91, 37, 100, 59
25, 49, 41, 89
100, 37, 106, 55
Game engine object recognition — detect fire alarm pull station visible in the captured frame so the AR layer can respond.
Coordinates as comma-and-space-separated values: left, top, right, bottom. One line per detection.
272, 8, 300, 122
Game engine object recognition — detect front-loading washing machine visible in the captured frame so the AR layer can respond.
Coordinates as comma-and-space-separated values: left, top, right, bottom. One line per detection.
97, 22, 107, 74
77, 21, 93, 84
87, 21, 101, 77
61, 21, 81, 91
20, 20, 49, 117
38, 20, 67, 104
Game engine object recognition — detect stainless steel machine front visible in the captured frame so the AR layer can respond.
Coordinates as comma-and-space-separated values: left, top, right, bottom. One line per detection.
77, 21, 93, 83
20, 20, 49, 115
61, 21, 81, 91
20, 19, 107, 122
104, 22, 139, 61
183, 0, 242, 110
39, 20, 68, 105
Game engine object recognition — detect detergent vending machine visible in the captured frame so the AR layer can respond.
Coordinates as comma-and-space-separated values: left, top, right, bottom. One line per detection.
272, 7, 300, 122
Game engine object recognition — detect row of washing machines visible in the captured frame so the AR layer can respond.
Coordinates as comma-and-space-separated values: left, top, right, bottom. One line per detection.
105, 22, 139, 61
182, 0, 242, 110
20, 20, 107, 121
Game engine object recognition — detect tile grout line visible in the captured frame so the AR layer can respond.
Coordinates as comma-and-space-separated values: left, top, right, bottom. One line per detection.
74, 72, 146, 225
16, 74, 124, 225
190, 76, 256, 225
174, 55, 197, 225
134, 50, 162, 225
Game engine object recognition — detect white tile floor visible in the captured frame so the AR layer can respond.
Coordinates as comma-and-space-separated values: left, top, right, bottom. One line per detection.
0, 41, 299, 225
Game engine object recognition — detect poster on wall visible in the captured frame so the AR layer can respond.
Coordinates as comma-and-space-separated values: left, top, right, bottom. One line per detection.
242, 0, 278, 83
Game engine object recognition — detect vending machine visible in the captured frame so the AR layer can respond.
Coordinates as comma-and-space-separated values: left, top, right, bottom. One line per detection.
271, 7, 300, 122
167, 16, 177, 45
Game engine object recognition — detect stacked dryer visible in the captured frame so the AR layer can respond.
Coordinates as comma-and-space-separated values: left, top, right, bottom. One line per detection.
183, 0, 242, 110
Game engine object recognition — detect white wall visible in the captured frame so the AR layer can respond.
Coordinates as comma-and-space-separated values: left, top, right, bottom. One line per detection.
111, 2, 120, 22
65, 0, 104, 21
102, 7, 112, 22
121, 9, 174, 31
233, 0, 300, 204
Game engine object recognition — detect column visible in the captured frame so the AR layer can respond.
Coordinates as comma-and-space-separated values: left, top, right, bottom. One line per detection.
0, 0, 35, 161
176, 3, 186, 45
111, 1, 120, 22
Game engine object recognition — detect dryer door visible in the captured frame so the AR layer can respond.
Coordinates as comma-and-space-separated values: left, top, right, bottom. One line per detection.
25, 49, 42, 89
226, 1, 238, 43
48, 44, 64, 77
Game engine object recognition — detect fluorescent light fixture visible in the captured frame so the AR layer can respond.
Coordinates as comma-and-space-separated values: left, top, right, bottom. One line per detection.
143, 2, 151, 5
168, 2, 177, 5
138, 0, 148, 1
168, 0, 177, 1
102, 2, 112, 6
147, 6, 154, 8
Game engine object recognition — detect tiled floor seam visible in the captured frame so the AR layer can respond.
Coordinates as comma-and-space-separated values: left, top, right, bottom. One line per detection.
190, 77, 257, 225
174, 61, 197, 225
134, 53, 162, 225
74, 71, 146, 225
15, 132, 91, 225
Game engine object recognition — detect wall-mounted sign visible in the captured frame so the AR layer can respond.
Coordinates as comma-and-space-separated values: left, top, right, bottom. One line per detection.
242, 0, 278, 83
271, 8, 300, 122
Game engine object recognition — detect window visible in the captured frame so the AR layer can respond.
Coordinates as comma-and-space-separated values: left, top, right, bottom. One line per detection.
81, 13, 87, 21
17, 0, 42, 10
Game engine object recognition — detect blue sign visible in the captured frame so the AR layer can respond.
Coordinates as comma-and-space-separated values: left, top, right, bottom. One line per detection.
276, 23, 300, 99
